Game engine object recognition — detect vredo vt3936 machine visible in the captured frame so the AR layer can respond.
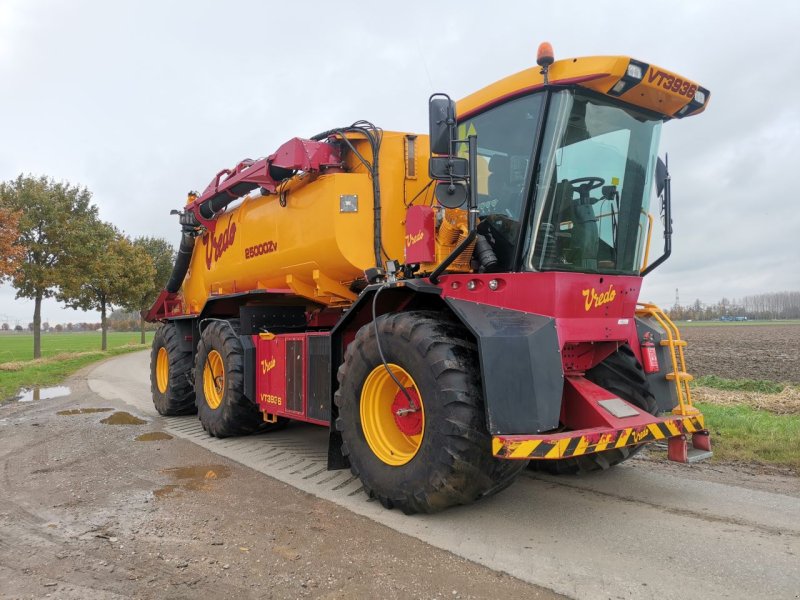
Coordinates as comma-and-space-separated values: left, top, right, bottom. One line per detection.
146, 43, 711, 514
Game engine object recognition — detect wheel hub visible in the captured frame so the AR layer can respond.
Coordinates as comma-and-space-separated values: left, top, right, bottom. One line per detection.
391, 388, 422, 436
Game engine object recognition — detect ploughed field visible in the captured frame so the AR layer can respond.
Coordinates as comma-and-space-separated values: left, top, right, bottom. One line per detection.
680, 323, 800, 384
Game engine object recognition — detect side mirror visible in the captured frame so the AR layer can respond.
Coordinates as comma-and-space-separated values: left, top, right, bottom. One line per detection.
656, 156, 668, 197
429, 156, 469, 180
429, 94, 456, 155
435, 181, 468, 208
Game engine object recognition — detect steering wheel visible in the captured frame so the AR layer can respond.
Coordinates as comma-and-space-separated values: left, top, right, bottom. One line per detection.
569, 176, 605, 191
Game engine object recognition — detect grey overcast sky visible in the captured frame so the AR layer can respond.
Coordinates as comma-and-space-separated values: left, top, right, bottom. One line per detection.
1, 0, 799, 326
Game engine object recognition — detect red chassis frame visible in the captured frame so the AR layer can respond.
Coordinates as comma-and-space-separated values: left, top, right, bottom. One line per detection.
240, 271, 710, 463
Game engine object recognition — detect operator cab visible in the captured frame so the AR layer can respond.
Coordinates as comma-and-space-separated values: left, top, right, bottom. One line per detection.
457, 88, 662, 276
432, 47, 708, 278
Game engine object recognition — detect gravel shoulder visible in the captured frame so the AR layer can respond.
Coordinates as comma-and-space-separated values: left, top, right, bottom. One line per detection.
0, 372, 560, 600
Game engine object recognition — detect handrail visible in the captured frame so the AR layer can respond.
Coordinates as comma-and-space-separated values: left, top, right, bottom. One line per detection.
636, 302, 698, 416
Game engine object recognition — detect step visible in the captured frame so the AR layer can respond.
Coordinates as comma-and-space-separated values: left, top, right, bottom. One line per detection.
660, 339, 687, 347
666, 371, 694, 382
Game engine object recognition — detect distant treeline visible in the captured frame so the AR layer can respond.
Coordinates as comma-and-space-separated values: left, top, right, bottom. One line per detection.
0, 310, 158, 333
668, 291, 800, 321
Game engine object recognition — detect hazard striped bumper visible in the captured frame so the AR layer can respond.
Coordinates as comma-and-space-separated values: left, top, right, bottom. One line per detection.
492, 414, 706, 460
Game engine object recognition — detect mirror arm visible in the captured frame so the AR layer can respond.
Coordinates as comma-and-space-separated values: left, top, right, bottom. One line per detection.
467, 134, 478, 232
641, 170, 672, 277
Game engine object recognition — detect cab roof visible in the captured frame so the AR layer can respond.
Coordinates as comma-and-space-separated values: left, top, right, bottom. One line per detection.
457, 55, 709, 121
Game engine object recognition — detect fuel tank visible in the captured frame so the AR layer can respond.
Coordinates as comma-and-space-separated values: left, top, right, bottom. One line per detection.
181, 132, 430, 313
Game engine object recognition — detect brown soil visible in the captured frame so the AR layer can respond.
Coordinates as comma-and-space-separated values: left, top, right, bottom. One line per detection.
136, 431, 174, 442
99, 411, 148, 425
0, 379, 560, 600
681, 323, 800, 383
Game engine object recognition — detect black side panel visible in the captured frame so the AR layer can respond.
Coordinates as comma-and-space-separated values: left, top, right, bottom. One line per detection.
286, 340, 303, 413
446, 298, 563, 435
635, 316, 679, 412
172, 318, 196, 353
239, 305, 307, 335
307, 336, 331, 422
240, 334, 256, 402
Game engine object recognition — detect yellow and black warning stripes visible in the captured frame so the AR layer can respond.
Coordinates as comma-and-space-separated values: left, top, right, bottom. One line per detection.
492, 415, 706, 460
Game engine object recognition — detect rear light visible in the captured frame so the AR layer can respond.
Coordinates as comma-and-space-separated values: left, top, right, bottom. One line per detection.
640, 333, 660, 374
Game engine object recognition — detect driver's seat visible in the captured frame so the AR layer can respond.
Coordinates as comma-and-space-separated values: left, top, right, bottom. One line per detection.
565, 180, 599, 270
488, 155, 510, 197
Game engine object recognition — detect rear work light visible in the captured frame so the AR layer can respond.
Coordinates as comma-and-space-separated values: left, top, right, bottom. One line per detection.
694, 89, 706, 104
626, 63, 644, 79
608, 59, 649, 97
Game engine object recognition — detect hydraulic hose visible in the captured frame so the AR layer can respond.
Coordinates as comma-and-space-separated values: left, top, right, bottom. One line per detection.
165, 231, 195, 293
313, 122, 383, 268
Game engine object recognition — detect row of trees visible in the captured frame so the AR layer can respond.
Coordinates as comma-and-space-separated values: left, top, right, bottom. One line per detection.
0, 175, 175, 358
0, 321, 102, 332
668, 291, 800, 321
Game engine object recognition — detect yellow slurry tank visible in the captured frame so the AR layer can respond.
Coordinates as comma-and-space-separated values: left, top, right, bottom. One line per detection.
178, 131, 431, 314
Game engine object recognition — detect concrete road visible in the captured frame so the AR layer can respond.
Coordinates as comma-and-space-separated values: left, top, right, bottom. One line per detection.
90, 351, 800, 600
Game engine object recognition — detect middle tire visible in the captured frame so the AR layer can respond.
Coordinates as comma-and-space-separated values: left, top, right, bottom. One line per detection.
194, 319, 281, 438
334, 311, 527, 514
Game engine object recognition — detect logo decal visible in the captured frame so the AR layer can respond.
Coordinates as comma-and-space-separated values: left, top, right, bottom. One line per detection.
582, 284, 617, 311
260, 358, 276, 374
405, 230, 424, 247
204, 219, 236, 269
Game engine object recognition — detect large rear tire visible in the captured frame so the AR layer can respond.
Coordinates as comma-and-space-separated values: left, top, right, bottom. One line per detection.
530, 345, 658, 475
150, 323, 195, 416
194, 320, 284, 438
334, 311, 527, 514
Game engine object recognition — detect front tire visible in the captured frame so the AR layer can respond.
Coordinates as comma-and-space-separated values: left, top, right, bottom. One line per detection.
194, 320, 278, 438
150, 323, 195, 416
334, 311, 526, 514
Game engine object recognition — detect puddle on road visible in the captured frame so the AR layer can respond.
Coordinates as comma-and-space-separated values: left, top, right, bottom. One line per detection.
154, 464, 231, 499
100, 411, 147, 425
135, 432, 173, 442
57, 408, 113, 416
13, 386, 71, 402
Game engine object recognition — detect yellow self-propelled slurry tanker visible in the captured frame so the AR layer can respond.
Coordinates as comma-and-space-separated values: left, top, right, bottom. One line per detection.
147, 44, 712, 514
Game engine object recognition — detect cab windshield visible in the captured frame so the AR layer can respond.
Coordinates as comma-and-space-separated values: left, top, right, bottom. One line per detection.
526, 90, 662, 275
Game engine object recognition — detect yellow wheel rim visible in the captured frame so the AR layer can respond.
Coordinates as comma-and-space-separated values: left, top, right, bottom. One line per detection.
360, 364, 425, 466
156, 347, 169, 394
203, 350, 225, 410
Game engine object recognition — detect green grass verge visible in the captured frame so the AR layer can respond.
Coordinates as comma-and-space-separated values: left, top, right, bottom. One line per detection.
0, 331, 154, 362
674, 319, 800, 327
0, 344, 151, 401
696, 402, 800, 471
694, 375, 786, 394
